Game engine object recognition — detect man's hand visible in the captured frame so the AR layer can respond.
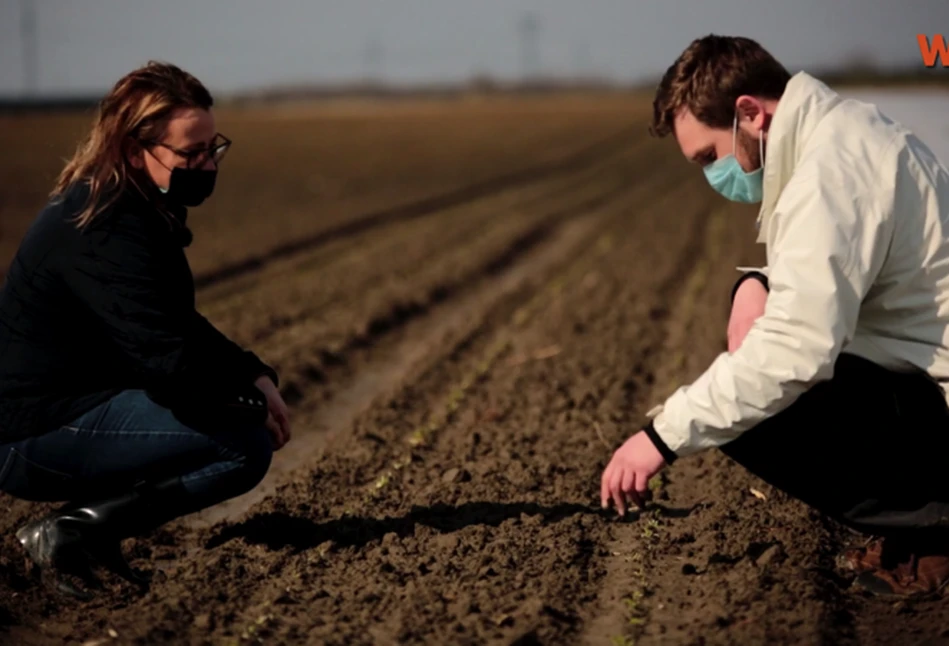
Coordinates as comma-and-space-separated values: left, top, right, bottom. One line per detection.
600, 431, 666, 517
255, 375, 291, 450
728, 277, 768, 353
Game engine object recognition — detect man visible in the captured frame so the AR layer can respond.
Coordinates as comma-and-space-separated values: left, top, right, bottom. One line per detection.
601, 34, 949, 597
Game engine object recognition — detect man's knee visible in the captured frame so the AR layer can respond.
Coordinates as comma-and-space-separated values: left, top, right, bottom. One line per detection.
727, 271, 769, 351
729, 271, 769, 307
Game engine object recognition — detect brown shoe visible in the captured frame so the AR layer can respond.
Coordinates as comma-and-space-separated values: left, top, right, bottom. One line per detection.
837, 537, 886, 574
853, 554, 949, 598
842, 536, 949, 598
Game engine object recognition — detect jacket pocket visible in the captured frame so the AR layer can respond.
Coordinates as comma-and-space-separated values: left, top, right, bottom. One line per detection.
0, 448, 74, 502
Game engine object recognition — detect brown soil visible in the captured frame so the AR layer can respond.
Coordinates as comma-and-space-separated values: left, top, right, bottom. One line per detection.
1, 95, 947, 645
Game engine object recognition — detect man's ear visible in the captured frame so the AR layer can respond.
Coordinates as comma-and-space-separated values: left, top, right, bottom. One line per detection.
735, 95, 766, 130
125, 137, 145, 170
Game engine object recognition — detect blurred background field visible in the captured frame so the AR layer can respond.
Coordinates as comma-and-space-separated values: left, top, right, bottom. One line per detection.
2, 1, 947, 280
0, 93, 648, 279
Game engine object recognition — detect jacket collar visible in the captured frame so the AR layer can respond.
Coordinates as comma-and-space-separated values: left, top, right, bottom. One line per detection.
123, 178, 192, 247
756, 71, 843, 242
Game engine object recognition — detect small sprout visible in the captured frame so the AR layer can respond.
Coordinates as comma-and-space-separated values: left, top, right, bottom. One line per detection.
642, 517, 661, 539
622, 589, 644, 611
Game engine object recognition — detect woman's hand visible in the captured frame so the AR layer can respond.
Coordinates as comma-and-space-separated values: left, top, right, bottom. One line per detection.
255, 375, 291, 450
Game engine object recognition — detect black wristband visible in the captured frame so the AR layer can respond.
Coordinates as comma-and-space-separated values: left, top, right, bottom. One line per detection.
642, 420, 678, 465
730, 271, 769, 305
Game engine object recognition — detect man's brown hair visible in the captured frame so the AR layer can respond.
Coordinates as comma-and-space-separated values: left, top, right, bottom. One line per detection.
650, 35, 792, 138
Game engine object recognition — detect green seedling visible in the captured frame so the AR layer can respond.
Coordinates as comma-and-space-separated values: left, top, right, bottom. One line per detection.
392, 455, 412, 470
641, 517, 660, 540
407, 428, 427, 447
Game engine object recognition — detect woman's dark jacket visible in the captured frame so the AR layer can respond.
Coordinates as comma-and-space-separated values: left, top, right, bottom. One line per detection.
0, 182, 277, 443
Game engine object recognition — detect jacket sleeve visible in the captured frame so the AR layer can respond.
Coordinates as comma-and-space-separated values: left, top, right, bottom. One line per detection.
61, 218, 276, 398
647, 164, 893, 458
192, 313, 279, 387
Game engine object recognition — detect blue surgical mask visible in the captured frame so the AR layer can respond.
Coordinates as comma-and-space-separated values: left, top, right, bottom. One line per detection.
703, 114, 764, 204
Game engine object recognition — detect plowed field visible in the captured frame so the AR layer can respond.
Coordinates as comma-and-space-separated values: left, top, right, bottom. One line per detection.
1, 94, 946, 645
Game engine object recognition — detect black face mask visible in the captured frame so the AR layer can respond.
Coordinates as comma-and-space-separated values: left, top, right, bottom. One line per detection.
158, 166, 217, 207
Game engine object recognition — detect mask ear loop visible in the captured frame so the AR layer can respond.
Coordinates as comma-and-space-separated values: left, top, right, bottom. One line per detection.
758, 126, 764, 168
732, 113, 738, 155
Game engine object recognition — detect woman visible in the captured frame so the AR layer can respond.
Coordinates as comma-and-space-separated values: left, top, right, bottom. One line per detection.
0, 61, 290, 599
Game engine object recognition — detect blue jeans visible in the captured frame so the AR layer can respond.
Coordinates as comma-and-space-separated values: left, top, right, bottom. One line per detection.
0, 390, 273, 514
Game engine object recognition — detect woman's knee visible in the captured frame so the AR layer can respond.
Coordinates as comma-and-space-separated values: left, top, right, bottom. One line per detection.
185, 423, 274, 501
175, 424, 272, 509
227, 425, 273, 493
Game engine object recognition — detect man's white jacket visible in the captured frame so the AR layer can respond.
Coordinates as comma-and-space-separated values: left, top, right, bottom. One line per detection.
647, 71, 949, 460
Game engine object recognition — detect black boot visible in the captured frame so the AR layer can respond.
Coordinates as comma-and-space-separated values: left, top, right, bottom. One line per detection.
15, 476, 193, 598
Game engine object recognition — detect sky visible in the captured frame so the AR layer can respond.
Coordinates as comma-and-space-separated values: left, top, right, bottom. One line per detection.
1, 0, 947, 98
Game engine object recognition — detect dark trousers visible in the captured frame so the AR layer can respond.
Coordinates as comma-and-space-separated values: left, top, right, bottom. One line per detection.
0, 390, 272, 515
721, 352, 949, 537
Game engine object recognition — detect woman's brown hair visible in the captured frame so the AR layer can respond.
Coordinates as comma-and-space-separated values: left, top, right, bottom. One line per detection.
51, 60, 213, 228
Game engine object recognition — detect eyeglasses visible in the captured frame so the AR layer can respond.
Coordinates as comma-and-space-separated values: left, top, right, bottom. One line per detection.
143, 133, 231, 169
